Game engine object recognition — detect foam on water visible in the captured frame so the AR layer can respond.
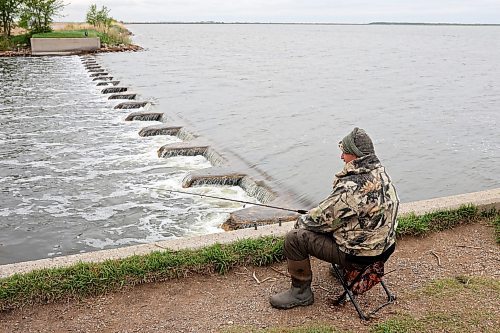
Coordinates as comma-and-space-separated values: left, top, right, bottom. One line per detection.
0, 56, 258, 264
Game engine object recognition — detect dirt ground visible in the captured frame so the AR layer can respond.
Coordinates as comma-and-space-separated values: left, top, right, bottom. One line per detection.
1, 222, 499, 333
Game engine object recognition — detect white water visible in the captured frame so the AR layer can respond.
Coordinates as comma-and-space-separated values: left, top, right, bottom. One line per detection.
0, 56, 257, 264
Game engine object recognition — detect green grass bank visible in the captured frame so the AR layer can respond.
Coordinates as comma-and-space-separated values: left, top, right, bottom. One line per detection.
0, 205, 498, 311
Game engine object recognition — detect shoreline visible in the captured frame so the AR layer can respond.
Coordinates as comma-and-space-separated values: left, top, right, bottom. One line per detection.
0, 43, 143, 57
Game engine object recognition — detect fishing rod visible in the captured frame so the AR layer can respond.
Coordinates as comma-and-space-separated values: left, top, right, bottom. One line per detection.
150, 187, 308, 214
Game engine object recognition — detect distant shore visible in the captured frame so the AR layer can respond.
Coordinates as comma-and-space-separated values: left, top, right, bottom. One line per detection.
124, 21, 500, 26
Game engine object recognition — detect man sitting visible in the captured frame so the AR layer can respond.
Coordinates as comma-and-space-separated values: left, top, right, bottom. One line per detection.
270, 127, 399, 309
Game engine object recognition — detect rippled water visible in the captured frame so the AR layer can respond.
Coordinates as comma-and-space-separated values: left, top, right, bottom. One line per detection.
0, 56, 255, 264
98, 24, 500, 205
1, 25, 499, 264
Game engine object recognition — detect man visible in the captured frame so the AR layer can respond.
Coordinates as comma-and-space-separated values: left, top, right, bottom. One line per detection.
270, 127, 399, 309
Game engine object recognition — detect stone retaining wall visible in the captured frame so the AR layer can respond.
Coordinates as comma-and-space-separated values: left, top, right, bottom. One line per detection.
0, 188, 498, 278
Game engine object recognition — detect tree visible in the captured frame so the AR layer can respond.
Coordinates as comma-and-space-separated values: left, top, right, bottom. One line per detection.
19, 0, 65, 34
0, 0, 21, 37
85, 4, 97, 27
86, 4, 113, 31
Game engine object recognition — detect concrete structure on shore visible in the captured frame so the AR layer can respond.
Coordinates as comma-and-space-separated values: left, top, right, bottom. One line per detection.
31, 38, 100, 56
0, 188, 498, 278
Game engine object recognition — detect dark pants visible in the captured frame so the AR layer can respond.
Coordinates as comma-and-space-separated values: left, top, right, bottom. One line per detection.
284, 229, 346, 266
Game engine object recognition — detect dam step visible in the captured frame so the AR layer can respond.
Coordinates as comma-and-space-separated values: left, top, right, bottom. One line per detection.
114, 101, 149, 109
109, 93, 137, 100
182, 167, 246, 188
139, 124, 182, 137
157, 143, 225, 165
85, 65, 101, 70
96, 81, 120, 86
101, 87, 128, 94
90, 72, 109, 77
125, 111, 164, 122
92, 76, 113, 81
223, 206, 299, 231
88, 68, 106, 73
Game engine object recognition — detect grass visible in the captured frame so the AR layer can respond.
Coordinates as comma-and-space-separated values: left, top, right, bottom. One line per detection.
57, 22, 132, 46
32, 29, 100, 38
0, 34, 30, 51
0, 205, 497, 311
0, 236, 284, 310
423, 275, 500, 296
493, 213, 500, 243
396, 204, 492, 236
372, 275, 500, 333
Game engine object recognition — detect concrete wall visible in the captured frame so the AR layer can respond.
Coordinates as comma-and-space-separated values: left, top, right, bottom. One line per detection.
0, 188, 498, 278
31, 38, 100, 55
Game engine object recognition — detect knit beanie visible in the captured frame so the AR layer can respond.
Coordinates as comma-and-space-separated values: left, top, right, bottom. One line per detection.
339, 127, 375, 157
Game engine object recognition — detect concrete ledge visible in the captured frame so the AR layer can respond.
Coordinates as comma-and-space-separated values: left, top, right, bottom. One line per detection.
1, 188, 498, 278
182, 167, 246, 187
31, 38, 100, 55
125, 111, 164, 122
398, 188, 500, 215
114, 101, 149, 109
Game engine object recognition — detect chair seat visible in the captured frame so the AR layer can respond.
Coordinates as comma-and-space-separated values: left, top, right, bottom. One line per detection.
344, 261, 384, 295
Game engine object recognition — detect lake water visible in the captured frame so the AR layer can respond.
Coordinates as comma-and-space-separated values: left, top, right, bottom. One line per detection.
99, 24, 500, 204
1, 24, 499, 264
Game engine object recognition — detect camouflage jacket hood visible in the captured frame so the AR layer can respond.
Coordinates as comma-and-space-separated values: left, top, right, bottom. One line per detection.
296, 154, 399, 257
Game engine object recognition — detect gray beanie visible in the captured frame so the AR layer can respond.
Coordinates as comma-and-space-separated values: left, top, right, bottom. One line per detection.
339, 127, 375, 157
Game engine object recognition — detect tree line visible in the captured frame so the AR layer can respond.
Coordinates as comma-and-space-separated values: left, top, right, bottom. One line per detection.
0, 0, 65, 37
0, 1, 113, 39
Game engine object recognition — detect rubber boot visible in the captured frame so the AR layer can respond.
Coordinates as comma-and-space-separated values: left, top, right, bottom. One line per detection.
269, 258, 314, 309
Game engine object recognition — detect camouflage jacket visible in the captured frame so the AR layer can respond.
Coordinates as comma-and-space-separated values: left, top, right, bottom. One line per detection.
295, 154, 399, 257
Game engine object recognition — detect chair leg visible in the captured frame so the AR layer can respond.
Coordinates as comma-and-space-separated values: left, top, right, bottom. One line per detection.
331, 264, 369, 320
366, 280, 396, 317
380, 280, 396, 302
331, 264, 396, 321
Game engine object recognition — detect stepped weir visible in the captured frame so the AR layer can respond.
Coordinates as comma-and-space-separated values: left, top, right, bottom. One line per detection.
79, 55, 307, 233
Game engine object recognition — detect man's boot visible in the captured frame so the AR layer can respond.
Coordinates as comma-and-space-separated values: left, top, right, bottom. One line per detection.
269, 258, 314, 309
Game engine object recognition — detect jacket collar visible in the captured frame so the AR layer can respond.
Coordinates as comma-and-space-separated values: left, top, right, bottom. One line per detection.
335, 154, 381, 178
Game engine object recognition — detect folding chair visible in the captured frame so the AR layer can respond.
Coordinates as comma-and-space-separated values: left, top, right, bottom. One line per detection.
331, 246, 396, 320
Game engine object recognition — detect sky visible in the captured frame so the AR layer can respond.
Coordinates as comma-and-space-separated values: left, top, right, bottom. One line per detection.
60, 0, 500, 24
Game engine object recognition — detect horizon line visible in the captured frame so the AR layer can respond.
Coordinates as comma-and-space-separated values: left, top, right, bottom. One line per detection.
121, 21, 500, 26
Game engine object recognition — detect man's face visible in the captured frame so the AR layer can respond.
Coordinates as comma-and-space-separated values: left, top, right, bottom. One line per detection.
341, 151, 357, 163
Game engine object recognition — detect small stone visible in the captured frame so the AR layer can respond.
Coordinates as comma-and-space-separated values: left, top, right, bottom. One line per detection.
227, 321, 233, 325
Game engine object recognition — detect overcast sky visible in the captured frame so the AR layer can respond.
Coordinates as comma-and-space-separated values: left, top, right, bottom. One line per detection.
60, 0, 500, 24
